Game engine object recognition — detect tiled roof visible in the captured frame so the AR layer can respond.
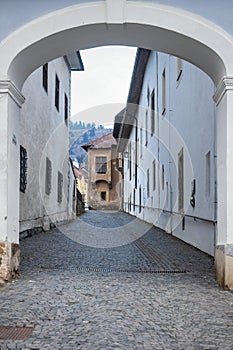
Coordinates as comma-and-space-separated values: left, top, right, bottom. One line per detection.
82, 132, 116, 151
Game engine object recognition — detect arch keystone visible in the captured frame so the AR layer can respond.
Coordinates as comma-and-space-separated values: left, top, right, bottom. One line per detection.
105, 0, 126, 23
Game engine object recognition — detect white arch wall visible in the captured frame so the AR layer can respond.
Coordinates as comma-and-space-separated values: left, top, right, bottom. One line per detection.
0, 0, 233, 288
1, 1, 233, 87
1, 0, 233, 42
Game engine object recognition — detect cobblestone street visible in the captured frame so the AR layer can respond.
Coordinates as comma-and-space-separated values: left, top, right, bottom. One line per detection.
0, 211, 233, 349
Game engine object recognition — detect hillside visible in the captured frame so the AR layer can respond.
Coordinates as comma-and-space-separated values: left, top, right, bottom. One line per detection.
69, 121, 112, 165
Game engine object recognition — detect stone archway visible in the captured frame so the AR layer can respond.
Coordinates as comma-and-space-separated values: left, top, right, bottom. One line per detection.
0, 0, 233, 288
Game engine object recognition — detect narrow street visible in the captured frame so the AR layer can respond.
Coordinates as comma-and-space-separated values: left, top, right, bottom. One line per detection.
0, 211, 233, 350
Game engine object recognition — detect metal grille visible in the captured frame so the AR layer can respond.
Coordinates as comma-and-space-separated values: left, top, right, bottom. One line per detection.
45, 157, 52, 195
57, 171, 63, 203
20, 145, 27, 193
0, 326, 33, 340
40, 265, 187, 274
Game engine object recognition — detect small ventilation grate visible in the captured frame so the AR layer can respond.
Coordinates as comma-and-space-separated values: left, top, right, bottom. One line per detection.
40, 265, 187, 274
0, 326, 34, 340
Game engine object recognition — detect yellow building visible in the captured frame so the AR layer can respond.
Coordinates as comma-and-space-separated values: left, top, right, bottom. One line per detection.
72, 162, 88, 204
82, 133, 122, 210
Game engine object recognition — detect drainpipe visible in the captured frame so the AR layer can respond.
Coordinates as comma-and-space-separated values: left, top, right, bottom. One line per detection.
213, 86, 217, 247
168, 55, 173, 234
156, 52, 160, 211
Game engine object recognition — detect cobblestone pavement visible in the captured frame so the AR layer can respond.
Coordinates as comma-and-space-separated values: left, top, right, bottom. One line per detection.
0, 211, 233, 350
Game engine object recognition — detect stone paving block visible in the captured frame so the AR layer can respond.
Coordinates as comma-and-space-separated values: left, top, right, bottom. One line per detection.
0, 212, 232, 349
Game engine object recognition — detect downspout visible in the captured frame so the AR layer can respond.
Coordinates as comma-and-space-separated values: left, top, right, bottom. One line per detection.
156, 52, 160, 212
168, 55, 173, 234
213, 86, 217, 248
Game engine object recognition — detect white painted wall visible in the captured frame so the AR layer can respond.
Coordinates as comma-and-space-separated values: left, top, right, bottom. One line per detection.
20, 57, 75, 232
124, 51, 216, 256
1, 1, 233, 43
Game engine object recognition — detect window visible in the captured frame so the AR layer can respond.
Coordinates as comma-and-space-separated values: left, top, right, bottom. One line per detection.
178, 149, 184, 212
140, 127, 143, 158
57, 171, 63, 203
45, 157, 52, 195
153, 159, 156, 190
129, 142, 132, 180
145, 110, 148, 145
177, 58, 183, 82
55, 74, 60, 111
64, 93, 68, 126
42, 63, 48, 93
151, 90, 155, 135
166, 181, 169, 207
206, 151, 211, 197
162, 164, 165, 191
162, 68, 166, 116
133, 189, 136, 211
147, 85, 150, 106
20, 145, 27, 193
101, 191, 106, 201
96, 156, 107, 174
147, 168, 150, 198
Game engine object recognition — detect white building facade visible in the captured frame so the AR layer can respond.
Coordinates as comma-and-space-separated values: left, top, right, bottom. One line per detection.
115, 49, 216, 257
1, 0, 233, 288
19, 54, 84, 234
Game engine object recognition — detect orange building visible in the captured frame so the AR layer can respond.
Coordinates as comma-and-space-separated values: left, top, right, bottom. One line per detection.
82, 133, 122, 210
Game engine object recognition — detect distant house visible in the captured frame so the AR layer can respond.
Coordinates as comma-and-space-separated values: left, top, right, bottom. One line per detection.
82, 133, 122, 210
72, 161, 88, 203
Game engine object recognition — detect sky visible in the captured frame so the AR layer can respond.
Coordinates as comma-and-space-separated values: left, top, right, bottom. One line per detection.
71, 46, 137, 128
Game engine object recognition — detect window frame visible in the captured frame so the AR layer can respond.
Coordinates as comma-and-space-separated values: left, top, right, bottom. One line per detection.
45, 157, 52, 196
153, 159, 156, 191
100, 191, 106, 201
151, 89, 155, 135
42, 63, 48, 93
64, 93, 68, 126
57, 171, 63, 204
162, 164, 165, 191
162, 68, 166, 116
20, 145, 27, 193
96, 156, 107, 174
147, 168, 150, 198
55, 74, 60, 111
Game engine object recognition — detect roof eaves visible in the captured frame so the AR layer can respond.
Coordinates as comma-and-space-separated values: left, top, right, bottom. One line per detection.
116, 48, 151, 152
64, 51, 84, 72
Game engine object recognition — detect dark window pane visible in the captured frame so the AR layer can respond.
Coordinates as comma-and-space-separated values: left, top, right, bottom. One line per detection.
96, 156, 107, 174
64, 93, 68, 125
55, 74, 60, 111
43, 63, 48, 92
101, 192, 106, 201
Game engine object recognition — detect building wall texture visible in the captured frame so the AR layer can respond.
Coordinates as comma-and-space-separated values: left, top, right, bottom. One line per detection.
122, 51, 216, 256
20, 57, 76, 233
